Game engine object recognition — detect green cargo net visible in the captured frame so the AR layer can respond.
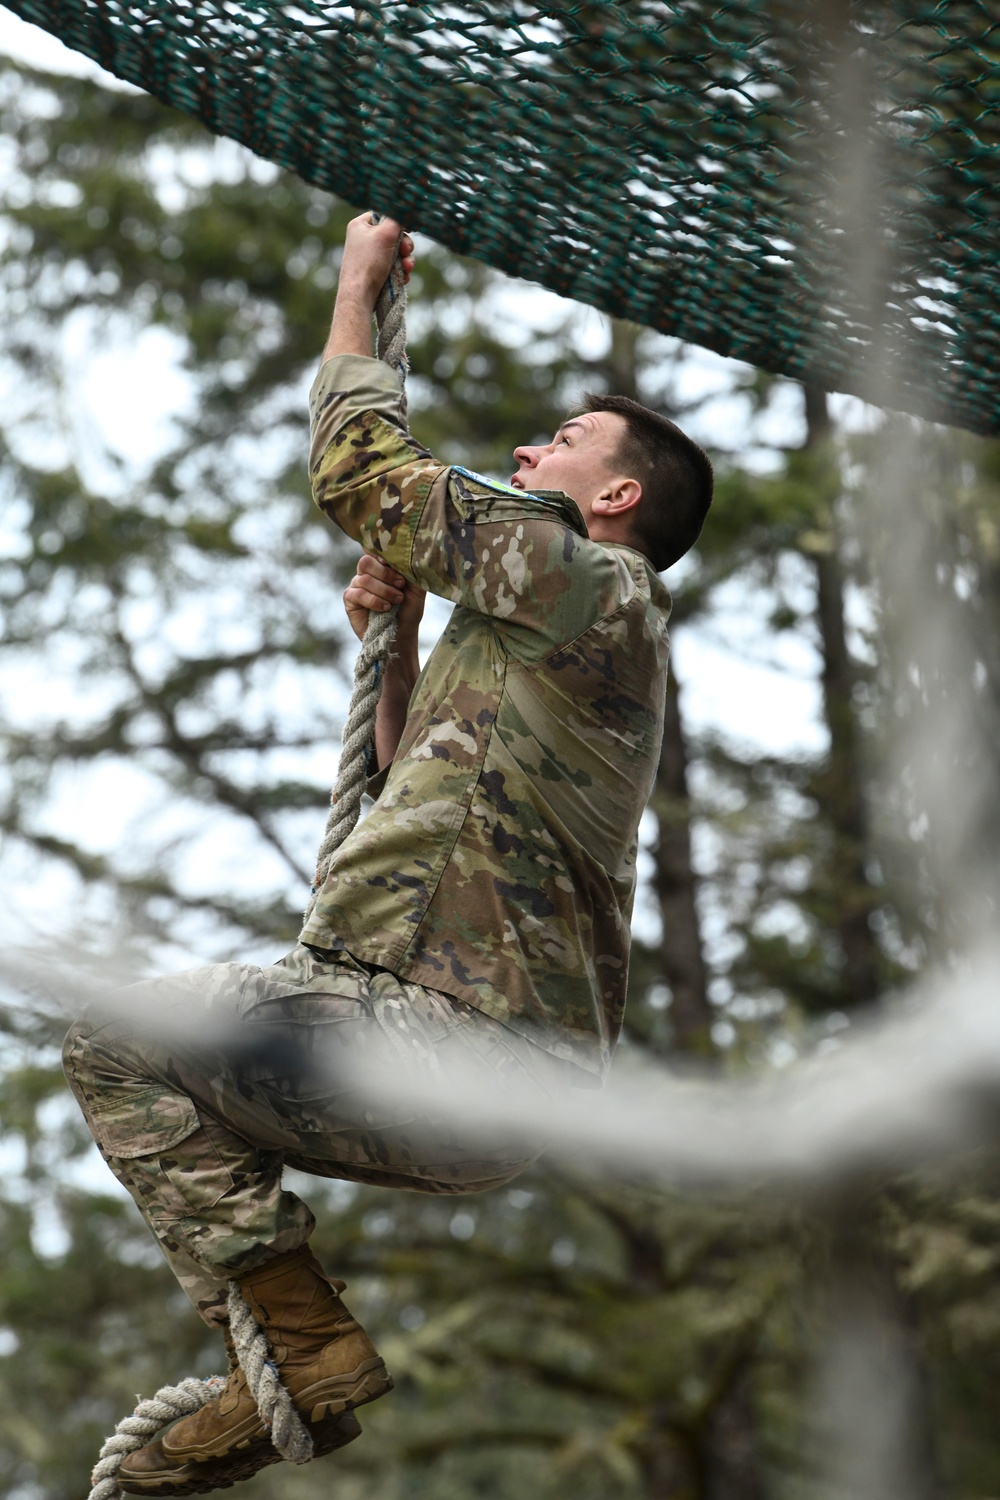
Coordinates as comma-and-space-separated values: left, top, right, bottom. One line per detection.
4, 1, 999, 435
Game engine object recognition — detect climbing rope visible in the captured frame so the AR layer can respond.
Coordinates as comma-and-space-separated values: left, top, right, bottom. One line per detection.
224, 1279, 314, 1464
374, 226, 409, 417
88, 1285, 316, 1500
89, 1379, 228, 1500
302, 216, 406, 927
302, 607, 397, 927
89, 230, 407, 1500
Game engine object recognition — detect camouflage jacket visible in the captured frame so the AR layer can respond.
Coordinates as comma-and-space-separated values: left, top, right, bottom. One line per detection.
301, 355, 672, 1079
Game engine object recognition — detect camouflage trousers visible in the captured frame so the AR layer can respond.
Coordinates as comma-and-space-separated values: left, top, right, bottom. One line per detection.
62, 945, 558, 1327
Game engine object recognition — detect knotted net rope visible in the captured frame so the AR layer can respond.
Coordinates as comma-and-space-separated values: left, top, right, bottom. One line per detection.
89, 239, 406, 1500
5, 0, 1000, 437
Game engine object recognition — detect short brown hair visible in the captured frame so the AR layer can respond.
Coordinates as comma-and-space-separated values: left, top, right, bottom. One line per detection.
580, 393, 714, 570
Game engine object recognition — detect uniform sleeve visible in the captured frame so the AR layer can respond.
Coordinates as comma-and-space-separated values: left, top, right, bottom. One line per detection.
309, 355, 638, 660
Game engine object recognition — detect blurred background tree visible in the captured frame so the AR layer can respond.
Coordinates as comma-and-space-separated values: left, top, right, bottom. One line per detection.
2, 47, 1000, 1500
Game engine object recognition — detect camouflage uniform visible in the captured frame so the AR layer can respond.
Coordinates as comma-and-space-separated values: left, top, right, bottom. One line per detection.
303, 355, 673, 1079
63, 354, 672, 1321
63, 945, 559, 1325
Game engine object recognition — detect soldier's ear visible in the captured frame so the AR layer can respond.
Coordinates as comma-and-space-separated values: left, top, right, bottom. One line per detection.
591, 479, 642, 518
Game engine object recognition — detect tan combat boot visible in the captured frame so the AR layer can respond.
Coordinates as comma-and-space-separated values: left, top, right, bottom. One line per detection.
118, 1246, 391, 1495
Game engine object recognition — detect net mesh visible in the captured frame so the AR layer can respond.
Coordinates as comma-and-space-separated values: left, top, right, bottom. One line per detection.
4, 0, 999, 434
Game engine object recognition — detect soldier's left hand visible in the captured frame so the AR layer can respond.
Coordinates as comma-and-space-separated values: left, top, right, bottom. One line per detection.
344, 552, 425, 645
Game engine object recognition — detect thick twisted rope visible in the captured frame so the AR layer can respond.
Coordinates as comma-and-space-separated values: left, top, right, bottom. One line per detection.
301, 218, 406, 928
225, 1279, 313, 1463
91, 236, 407, 1497
87, 1287, 315, 1500
88, 1377, 227, 1500
374, 238, 408, 419
303, 608, 397, 925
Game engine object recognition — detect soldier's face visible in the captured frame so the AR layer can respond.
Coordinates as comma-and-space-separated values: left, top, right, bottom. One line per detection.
510, 411, 630, 526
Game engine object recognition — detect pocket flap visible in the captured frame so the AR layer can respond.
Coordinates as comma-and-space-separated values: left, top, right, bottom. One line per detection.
90, 1087, 201, 1160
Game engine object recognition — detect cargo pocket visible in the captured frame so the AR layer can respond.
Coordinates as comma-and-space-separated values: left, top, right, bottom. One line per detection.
89, 1087, 235, 1223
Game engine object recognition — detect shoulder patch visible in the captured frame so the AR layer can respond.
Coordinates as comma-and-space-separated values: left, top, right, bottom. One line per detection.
451, 465, 526, 498
448, 466, 587, 536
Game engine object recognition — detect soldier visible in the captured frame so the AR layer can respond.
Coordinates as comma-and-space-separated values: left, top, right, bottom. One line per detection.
63, 213, 713, 1494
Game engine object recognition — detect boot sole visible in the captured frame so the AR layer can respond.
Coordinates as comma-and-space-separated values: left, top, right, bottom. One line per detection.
296, 1353, 395, 1423
117, 1409, 362, 1496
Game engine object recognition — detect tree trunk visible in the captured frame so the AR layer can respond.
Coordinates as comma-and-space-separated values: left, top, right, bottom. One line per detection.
804, 383, 881, 1007
810, 1195, 940, 1500
704, 1367, 765, 1500
636, 1405, 698, 1500
651, 665, 713, 1053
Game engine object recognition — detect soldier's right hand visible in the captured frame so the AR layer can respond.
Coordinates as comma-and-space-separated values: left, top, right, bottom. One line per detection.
339, 213, 415, 311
